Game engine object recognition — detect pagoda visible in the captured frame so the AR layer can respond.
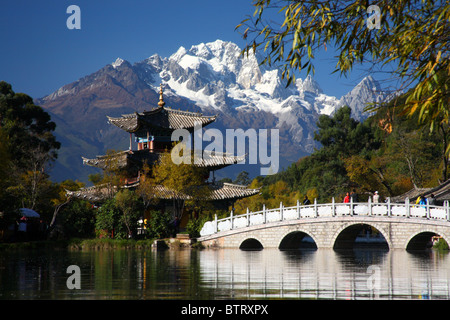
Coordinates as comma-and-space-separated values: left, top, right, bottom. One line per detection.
68, 85, 260, 221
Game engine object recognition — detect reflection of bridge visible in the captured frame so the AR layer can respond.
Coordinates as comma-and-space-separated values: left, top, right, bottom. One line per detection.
198, 249, 450, 299
198, 199, 450, 250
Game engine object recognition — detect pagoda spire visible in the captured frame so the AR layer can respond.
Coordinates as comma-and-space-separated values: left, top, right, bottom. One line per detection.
158, 83, 165, 108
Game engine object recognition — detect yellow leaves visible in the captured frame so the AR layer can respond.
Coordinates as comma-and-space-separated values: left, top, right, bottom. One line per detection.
151, 151, 210, 201
306, 188, 319, 201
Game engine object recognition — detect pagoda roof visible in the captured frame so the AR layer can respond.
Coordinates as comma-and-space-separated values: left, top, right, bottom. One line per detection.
66, 184, 117, 202
82, 149, 246, 171
107, 105, 217, 133
150, 182, 260, 201
66, 182, 260, 202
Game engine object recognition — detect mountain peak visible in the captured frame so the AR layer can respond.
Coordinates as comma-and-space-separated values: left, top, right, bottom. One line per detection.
358, 75, 381, 92
297, 74, 323, 95
111, 57, 125, 69
338, 75, 387, 121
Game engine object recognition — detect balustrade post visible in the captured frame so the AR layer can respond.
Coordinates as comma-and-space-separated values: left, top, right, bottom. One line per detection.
350, 197, 353, 216
297, 200, 300, 219
387, 197, 391, 217
368, 196, 372, 216
230, 209, 234, 230
332, 197, 335, 217
280, 202, 284, 221
214, 214, 218, 233
445, 200, 450, 221
246, 208, 250, 227
426, 199, 430, 219
405, 198, 410, 218
263, 204, 266, 224
314, 198, 318, 218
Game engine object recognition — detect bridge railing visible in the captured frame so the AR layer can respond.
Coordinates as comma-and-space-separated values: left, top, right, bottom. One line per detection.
199, 198, 450, 237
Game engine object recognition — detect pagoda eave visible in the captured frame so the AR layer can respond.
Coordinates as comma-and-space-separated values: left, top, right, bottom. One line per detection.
82, 149, 246, 171
67, 182, 260, 202
107, 105, 217, 134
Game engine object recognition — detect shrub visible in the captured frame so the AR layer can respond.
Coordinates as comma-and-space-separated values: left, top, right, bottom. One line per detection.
147, 210, 172, 239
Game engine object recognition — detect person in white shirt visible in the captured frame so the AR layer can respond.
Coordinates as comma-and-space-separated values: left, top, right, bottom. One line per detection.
373, 191, 380, 203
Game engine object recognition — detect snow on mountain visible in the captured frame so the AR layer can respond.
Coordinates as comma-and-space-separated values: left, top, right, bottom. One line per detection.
338, 75, 388, 121
111, 57, 125, 69
152, 39, 350, 118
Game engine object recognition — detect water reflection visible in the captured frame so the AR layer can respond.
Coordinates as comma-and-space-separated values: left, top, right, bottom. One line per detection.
0, 248, 449, 300
198, 249, 450, 299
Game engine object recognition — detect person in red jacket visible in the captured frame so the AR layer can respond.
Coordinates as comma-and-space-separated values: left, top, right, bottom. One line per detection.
343, 192, 350, 203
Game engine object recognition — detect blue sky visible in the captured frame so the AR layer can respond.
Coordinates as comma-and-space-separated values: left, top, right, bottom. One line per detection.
1, 0, 387, 100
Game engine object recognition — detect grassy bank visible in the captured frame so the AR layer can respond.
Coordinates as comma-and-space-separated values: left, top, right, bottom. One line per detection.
67, 238, 157, 250
0, 238, 204, 251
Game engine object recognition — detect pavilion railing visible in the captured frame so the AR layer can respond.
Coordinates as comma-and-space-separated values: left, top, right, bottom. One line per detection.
199, 197, 450, 237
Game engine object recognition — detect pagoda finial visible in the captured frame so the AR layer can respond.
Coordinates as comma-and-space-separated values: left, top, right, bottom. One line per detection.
158, 83, 165, 108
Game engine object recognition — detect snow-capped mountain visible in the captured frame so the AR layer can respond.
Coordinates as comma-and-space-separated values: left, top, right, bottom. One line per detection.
38, 39, 390, 182
339, 75, 388, 121
132, 40, 342, 117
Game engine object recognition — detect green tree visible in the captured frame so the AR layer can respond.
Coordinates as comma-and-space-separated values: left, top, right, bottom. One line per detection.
146, 210, 172, 239
0, 81, 60, 169
59, 199, 96, 238
0, 81, 60, 221
314, 106, 380, 156
95, 198, 121, 238
238, 0, 449, 142
114, 189, 144, 238
234, 171, 251, 185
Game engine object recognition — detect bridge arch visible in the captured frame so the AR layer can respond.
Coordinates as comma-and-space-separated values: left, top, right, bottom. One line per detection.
239, 238, 264, 250
405, 229, 450, 251
332, 222, 391, 250
278, 230, 318, 250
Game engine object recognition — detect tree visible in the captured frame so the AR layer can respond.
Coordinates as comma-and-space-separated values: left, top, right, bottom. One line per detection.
238, 0, 449, 142
58, 199, 96, 238
149, 152, 211, 220
344, 154, 395, 196
114, 189, 143, 238
389, 130, 436, 189
146, 210, 172, 239
136, 162, 158, 210
0, 81, 60, 220
234, 171, 251, 185
95, 198, 121, 238
315, 106, 380, 157
49, 179, 85, 228
0, 81, 60, 169
0, 128, 14, 230
234, 178, 265, 213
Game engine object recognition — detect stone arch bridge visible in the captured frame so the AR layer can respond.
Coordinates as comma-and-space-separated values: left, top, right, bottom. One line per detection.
198, 199, 450, 250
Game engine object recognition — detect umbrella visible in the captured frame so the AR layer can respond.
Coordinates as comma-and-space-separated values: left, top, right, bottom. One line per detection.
20, 208, 40, 218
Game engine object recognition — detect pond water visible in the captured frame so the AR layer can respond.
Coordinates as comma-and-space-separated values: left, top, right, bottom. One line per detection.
0, 248, 449, 300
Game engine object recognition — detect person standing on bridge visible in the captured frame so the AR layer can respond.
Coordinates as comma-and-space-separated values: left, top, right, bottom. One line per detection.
350, 189, 358, 203
373, 191, 380, 203
303, 195, 311, 205
343, 192, 350, 203
428, 194, 436, 206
